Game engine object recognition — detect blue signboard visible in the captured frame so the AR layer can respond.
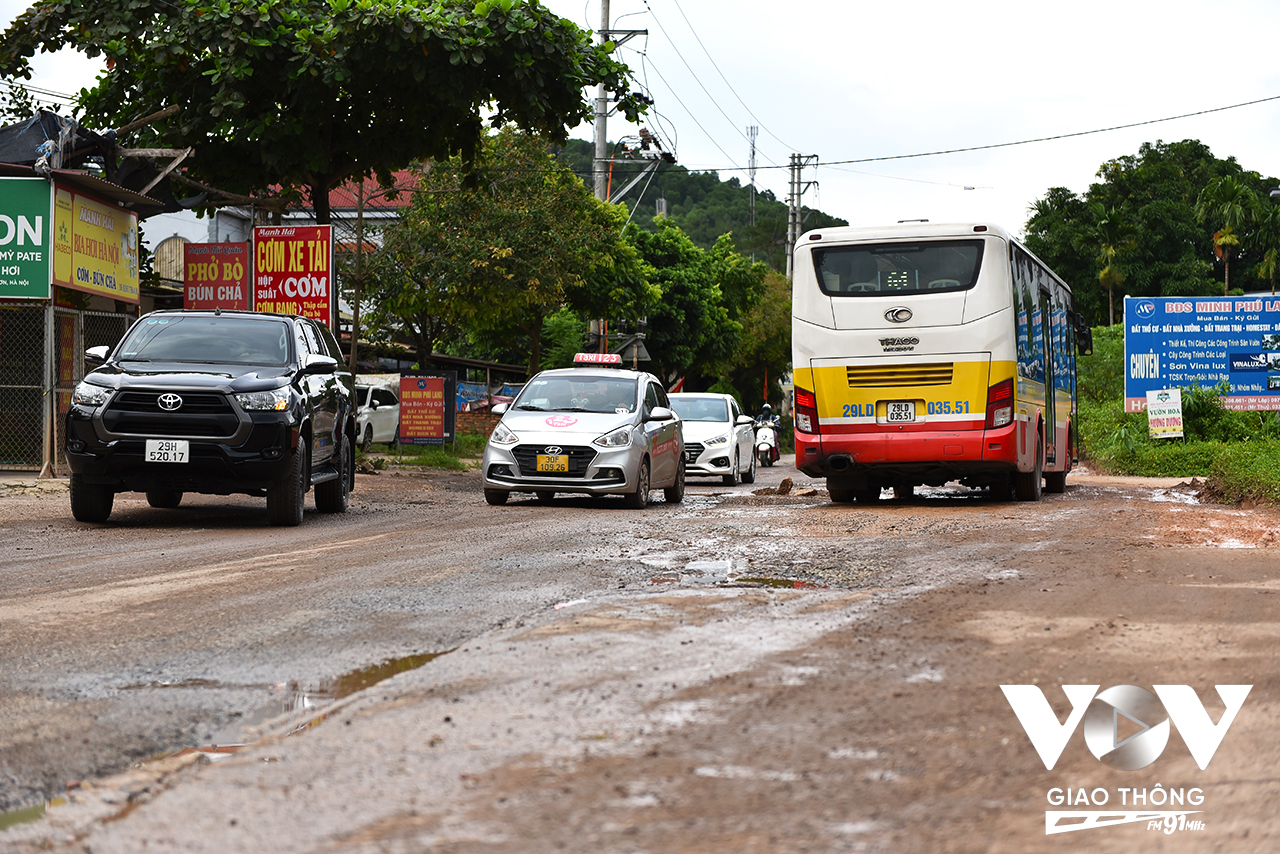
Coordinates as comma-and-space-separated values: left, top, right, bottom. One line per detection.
1124, 295, 1280, 412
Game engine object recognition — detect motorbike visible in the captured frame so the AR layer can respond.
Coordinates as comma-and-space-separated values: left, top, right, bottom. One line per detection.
754, 416, 781, 467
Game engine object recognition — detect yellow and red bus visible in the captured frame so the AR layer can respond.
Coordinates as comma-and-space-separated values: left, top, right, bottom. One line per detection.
791, 222, 1091, 502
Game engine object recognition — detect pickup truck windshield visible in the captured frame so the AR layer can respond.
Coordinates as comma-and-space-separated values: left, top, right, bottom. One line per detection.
118, 316, 292, 366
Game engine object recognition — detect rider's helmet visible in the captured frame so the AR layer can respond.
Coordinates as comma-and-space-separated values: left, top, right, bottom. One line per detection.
761, 403, 772, 415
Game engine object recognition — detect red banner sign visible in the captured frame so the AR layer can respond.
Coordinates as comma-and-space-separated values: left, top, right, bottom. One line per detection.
252, 225, 332, 325
399, 376, 446, 444
184, 242, 249, 310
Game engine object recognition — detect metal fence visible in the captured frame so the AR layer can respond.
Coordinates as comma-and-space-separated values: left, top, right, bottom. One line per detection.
51, 310, 130, 476
0, 304, 46, 469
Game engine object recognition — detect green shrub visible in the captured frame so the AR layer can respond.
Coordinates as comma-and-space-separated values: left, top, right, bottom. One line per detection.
1206, 441, 1280, 504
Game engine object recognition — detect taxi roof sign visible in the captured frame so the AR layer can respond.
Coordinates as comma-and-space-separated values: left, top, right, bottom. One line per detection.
573, 352, 623, 367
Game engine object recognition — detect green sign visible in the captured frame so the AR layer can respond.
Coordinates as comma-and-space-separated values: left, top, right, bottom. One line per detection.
0, 177, 52, 299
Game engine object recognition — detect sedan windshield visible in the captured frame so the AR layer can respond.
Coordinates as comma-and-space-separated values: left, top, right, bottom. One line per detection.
515, 375, 638, 414
670, 397, 728, 422
118, 316, 292, 366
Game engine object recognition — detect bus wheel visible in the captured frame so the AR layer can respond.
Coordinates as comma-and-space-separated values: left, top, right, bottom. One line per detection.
1016, 436, 1043, 502
1044, 470, 1067, 493
828, 482, 856, 503
990, 476, 1014, 502
854, 484, 880, 504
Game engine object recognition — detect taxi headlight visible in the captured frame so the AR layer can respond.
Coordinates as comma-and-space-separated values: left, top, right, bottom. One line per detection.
593, 426, 632, 448
234, 389, 291, 411
72, 381, 111, 408
490, 422, 519, 445
704, 433, 730, 446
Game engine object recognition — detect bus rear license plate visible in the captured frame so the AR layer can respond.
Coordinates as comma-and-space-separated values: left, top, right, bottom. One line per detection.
536, 454, 569, 473
886, 402, 916, 423
145, 439, 189, 463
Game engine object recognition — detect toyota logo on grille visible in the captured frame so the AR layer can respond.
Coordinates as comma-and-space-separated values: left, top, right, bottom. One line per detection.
885, 307, 913, 323
544, 446, 563, 455
157, 393, 184, 411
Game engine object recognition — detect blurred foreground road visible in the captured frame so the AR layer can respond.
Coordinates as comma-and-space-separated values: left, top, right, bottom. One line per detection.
2, 460, 1278, 853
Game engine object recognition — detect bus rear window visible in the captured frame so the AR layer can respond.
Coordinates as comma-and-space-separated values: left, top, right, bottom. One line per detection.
813, 240, 984, 296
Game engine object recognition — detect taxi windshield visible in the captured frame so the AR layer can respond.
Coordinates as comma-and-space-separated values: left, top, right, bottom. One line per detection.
515, 375, 637, 414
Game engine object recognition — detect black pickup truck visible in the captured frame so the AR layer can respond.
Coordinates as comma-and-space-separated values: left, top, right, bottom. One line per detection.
65, 309, 356, 526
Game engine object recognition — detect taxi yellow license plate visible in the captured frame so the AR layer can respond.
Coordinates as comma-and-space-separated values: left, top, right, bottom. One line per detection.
536, 454, 568, 473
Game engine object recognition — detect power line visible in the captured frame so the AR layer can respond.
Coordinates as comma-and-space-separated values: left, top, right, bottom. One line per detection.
665, 0, 795, 156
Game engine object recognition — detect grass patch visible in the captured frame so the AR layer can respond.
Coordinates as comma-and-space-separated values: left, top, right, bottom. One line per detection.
1077, 324, 1280, 503
378, 428, 488, 471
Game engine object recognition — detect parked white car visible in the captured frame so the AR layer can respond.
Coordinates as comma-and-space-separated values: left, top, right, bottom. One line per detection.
355, 384, 400, 450
669, 392, 756, 485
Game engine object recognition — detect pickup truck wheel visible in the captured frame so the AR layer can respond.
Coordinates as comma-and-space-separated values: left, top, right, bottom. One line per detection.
315, 434, 352, 513
70, 474, 114, 523
267, 445, 307, 526
146, 490, 183, 509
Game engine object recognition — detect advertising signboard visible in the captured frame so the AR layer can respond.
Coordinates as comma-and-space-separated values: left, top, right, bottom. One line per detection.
252, 225, 332, 325
1124, 295, 1280, 412
52, 183, 140, 303
0, 177, 52, 299
399, 371, 457, 446
1145, 388, 1184, 439
184, 242, 250, 310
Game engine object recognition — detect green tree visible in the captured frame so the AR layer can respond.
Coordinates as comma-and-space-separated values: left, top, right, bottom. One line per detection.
0, 0, 637, 222
1195, 175, 1260, 295
623, 219, 767, 386
1252, 202, 1280, 295
1077, 203, 1138, 326
367, 128, 654, 373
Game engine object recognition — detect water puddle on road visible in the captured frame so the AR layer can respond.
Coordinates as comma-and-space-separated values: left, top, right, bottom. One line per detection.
651, 559, 827, 589
141, 650, 452, 765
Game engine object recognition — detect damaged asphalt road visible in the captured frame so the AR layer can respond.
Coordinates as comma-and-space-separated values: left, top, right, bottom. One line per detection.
2, 461, 1278, 852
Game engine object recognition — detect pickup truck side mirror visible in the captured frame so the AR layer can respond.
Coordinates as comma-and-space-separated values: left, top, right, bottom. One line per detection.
85, 345, 111, 365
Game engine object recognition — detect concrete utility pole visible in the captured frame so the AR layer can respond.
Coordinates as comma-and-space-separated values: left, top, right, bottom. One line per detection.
785, 153, 818, 278
592, 0, 611, 201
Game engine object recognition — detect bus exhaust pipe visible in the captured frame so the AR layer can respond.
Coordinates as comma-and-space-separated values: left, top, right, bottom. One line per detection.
827, 454, 854, 473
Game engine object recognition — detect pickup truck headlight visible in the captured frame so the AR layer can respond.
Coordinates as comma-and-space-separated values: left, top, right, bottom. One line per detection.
72, 381, 111, 408
593, 426, 632, 448
234, 389, 291, 411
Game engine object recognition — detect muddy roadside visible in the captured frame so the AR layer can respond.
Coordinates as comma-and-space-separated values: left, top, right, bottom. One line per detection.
3, 470, 1278, 853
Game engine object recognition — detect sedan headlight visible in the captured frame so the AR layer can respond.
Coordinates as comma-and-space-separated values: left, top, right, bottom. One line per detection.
490, 422, 519, 445
234, 389, 291, 411
593, 426, 632, 448
72, 381, 111, 408
703, 433, 730, 446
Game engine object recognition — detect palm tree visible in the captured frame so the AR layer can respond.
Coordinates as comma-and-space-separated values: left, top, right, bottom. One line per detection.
1076, 203, 1137, 325
1195, 176, 1260, 295
1251, 201, 1280, 295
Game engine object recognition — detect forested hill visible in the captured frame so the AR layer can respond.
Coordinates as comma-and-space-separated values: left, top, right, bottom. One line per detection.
555, 139, 847, 271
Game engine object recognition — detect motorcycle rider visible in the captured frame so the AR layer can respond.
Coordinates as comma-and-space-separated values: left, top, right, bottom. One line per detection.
754, 403, 781, 465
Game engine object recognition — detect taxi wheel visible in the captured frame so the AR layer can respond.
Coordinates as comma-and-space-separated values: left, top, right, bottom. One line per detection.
624, 460, 650, 509
360, 425, 373, 452
664, 457, 685, 504
722, 451, 740, 486
535, 491, 555, 504
484, 489, 509, 506
742, 449, 756, 484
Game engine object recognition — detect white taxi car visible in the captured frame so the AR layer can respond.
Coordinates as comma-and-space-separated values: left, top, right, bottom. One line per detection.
481, 354, 684, 508
669, 392, 756, 485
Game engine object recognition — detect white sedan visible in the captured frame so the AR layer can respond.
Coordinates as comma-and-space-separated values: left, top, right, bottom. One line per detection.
355, 384, 400, 450
669, 393, 756, 485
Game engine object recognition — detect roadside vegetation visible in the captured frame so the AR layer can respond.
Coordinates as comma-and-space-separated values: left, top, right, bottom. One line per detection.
358, 428, 488, 473
1078, 325, 1280, 504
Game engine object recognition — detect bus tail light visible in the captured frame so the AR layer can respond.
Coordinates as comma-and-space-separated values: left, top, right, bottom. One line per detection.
985, 379, 1014, 429
795, 387, 818, 433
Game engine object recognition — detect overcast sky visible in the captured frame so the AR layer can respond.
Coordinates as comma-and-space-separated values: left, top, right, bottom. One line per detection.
5, 0, 1280, 238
